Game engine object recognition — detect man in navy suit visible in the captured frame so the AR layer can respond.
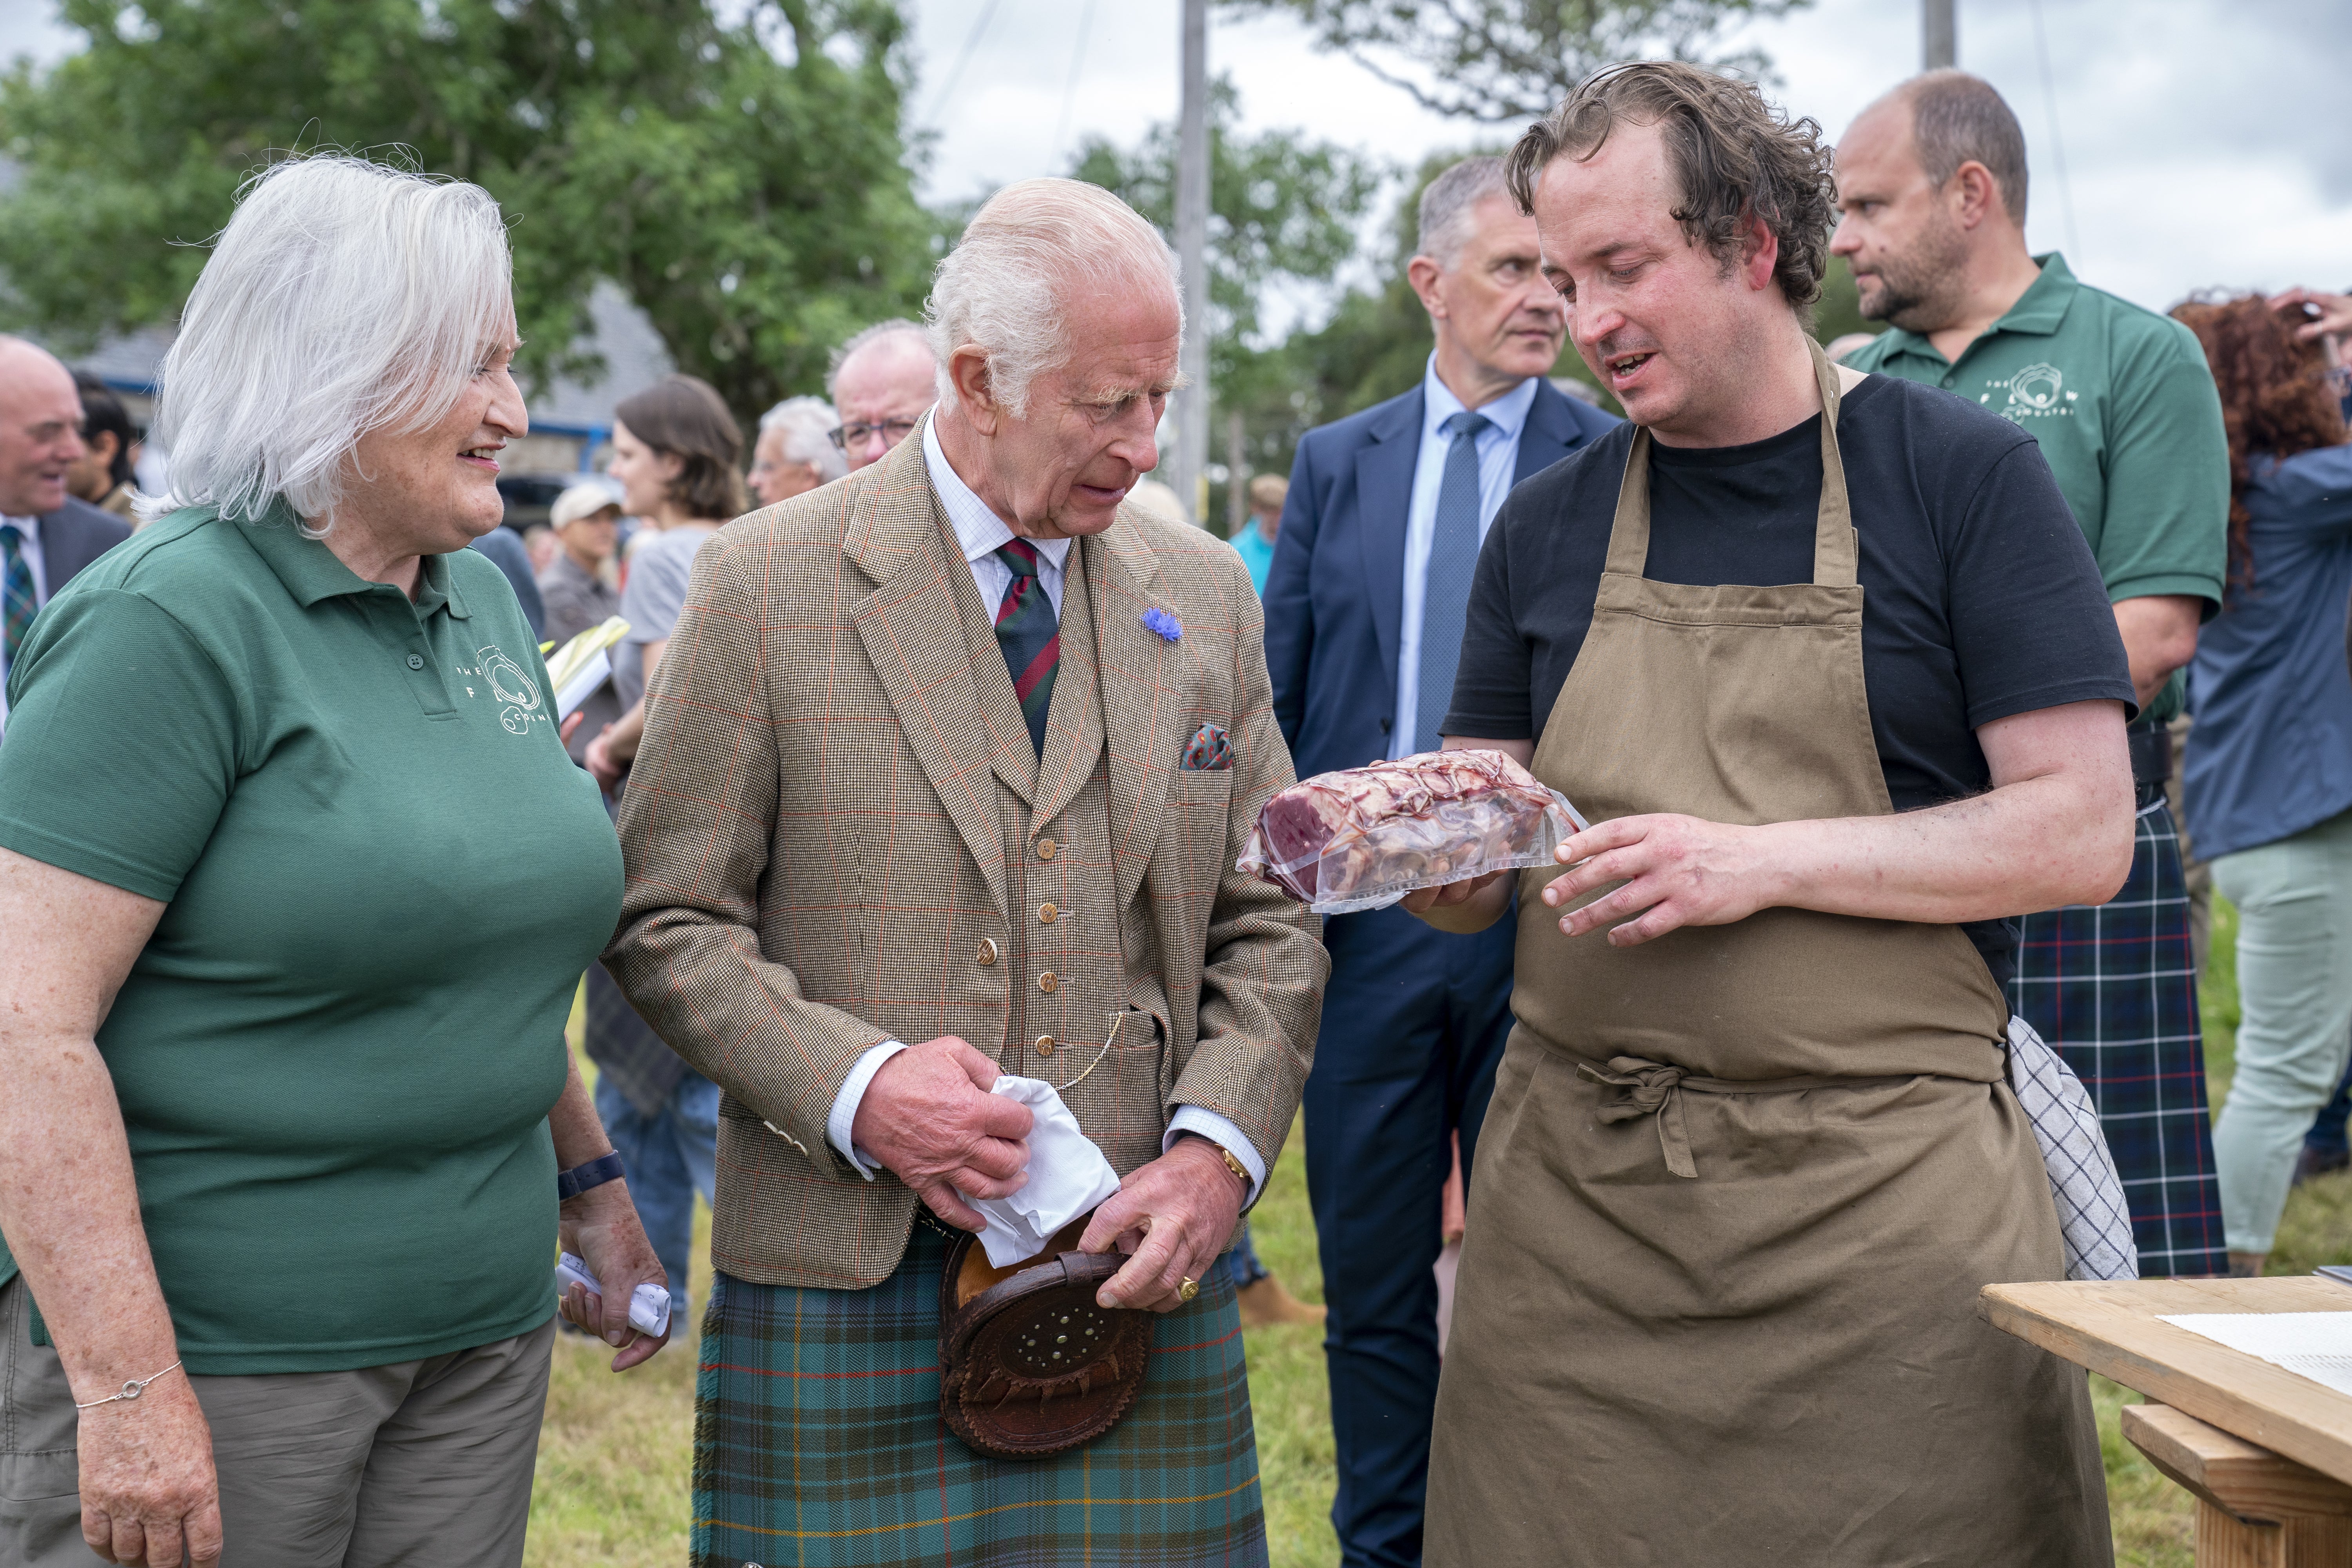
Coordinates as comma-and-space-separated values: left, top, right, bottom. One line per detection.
1263, 156, 1617, 1568
0, 338, 131, 744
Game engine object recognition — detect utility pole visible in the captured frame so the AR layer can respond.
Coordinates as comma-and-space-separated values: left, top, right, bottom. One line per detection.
1227, 408, 1247, 535
1923, 0, 1956, 69
1171, 0, 1210, 526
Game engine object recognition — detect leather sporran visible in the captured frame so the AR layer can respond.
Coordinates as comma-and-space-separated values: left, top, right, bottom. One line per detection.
938, 1216, 1153, 1459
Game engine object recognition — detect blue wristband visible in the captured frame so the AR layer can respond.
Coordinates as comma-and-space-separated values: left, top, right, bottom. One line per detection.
556, 1151, 626, 1203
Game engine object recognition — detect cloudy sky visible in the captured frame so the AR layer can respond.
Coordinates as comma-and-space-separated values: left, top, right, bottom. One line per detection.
897, 0, 2352, 320
6, 0, 2347, 325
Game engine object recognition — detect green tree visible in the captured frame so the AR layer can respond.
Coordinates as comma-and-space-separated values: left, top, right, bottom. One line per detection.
1220, 0, 1809, 123
0, 0, 933, 424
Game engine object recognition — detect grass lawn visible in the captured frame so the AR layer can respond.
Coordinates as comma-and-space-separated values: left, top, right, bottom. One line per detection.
534, 898, 2352, 1566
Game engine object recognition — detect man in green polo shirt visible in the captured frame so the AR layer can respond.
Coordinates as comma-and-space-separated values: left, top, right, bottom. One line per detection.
1834, 69, 2230, 1278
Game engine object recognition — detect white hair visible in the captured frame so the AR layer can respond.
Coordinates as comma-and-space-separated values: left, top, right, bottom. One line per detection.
1415, 156, 1512, 269
146, 155, 514, 530
923, 178, 1181, 418
824, 320, 931, 402
758, 395, 848, 481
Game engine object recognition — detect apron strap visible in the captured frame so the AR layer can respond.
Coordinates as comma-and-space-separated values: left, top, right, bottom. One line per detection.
1577, 1052, 1929, 1180
1601, 339, 1866, 590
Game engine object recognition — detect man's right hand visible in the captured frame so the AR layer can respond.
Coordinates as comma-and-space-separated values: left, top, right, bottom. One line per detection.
850, 1036, 1034, 1230
77, 1374, 222, 1568
1399, 867, 1514, 933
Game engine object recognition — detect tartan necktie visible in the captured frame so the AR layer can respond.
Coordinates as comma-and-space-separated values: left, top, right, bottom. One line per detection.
0, 523, 34, 673
993, 539, 1060, 755
1414, 410, 1494, 755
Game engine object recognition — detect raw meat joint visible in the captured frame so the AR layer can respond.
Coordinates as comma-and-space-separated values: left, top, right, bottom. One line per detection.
1240, 750, 1586, 913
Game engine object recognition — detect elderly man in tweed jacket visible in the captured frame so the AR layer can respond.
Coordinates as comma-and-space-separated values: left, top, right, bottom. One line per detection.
606, 178, 1326, 1568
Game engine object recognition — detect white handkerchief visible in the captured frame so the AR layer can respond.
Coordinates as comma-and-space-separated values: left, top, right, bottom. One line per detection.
971, 1075, 1123, 1269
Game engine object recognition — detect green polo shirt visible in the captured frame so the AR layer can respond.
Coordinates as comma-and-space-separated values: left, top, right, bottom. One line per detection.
1845, 254, 2228, 722
0, 507, 622, 1374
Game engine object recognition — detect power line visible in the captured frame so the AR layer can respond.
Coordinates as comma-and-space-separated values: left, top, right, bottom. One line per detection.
1053, 0, 1098, 162
925, 0, 1001, 125
2027, 0, 2083, 263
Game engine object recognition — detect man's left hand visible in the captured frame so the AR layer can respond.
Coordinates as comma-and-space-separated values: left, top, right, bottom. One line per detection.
557, 1178, 672, 1370
1540, 813, 1780, 947
1079, 1137, 1248, 1313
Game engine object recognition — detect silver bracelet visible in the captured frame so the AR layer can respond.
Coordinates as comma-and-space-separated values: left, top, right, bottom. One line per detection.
74, 1361, 182, 1410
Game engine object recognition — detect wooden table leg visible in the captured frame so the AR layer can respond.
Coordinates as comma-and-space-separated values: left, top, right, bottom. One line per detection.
2123, 1405, 2352, 1567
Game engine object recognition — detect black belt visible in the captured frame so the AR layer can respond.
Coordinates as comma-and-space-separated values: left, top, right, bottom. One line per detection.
2130, 724, 2172, 808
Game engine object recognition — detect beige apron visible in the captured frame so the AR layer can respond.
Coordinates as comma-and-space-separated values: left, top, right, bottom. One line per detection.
1423, 345, 2111, 1568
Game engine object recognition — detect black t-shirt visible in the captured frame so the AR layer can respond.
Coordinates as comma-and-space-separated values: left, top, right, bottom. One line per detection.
1444, 373, 2134, 985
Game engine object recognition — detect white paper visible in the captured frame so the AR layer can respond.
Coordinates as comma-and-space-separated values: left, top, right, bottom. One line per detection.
2159, 1312, 2352, 1398
554, 648, 610, 720
970, 1075, 1123, 1269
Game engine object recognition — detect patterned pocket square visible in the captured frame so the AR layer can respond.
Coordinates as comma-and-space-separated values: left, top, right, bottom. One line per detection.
1181, 722, 1233, 771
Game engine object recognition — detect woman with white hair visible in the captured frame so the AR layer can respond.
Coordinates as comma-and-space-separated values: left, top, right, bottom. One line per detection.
0, 156, 667, 1568
749, 393, 848, 506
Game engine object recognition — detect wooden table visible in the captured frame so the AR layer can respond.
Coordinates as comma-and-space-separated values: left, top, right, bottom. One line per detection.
1983, 1277, 2352, 1566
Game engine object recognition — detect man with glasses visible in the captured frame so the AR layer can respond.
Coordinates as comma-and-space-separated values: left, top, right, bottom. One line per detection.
828, 319, 938, 471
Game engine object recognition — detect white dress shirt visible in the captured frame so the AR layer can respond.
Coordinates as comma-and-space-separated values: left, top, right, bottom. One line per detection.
0, 513, 49, 735
823, 423, 1268, 1206
1391, 361, 1541, 760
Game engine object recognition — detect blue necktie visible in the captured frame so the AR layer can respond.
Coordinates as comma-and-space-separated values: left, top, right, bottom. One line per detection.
1414, 410, 1493, 755
993, 540, 1059, 755
0, 523, 34, 675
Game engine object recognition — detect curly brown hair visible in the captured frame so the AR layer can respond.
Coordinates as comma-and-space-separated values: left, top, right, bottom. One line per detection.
2169, 294, 2345, 588
614, 374, 748, 522
1504, 60, 1837, 321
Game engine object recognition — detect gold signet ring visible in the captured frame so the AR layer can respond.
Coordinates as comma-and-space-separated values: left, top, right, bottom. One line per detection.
1178, 1276, 1200, 1303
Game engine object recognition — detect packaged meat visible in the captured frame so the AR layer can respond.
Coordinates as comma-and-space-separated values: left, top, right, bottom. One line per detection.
1239, 750, 1589, 914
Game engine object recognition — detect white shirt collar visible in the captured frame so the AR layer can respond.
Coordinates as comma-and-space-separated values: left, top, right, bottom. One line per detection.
0, 514, 38, 541
1421, 356, 1541, 444
922, 417, 1073, 575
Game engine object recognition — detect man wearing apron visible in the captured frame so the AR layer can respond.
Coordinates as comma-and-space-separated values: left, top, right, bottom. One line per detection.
1407, 64, 2136, 1565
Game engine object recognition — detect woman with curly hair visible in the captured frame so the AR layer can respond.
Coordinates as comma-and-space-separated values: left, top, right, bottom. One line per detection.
2173, 292, 2352, 1274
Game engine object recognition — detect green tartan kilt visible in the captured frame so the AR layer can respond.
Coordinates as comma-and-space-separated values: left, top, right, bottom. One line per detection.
692, 1221, 1270, 1568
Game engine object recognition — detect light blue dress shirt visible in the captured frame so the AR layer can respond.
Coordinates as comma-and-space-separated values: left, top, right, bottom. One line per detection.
824, 421, 1268, 1207
1392, 360, 1541, 759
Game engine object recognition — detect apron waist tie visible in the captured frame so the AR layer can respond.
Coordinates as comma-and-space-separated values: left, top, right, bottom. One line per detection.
1572, 1054, 1928, 1180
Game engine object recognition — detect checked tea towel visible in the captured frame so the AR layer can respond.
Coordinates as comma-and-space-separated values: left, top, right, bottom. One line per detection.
2007, 1013, 2139, 1281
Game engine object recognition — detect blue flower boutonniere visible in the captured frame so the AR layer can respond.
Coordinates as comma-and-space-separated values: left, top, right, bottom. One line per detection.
1142, 608, 1182, 642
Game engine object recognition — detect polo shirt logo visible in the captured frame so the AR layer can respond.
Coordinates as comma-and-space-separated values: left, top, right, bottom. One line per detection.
474, 644, 546, 735
1983, 361, 2080, 421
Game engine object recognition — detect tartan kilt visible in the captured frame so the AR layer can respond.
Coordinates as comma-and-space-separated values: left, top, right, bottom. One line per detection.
692, 1221, 1269, 1568
2008, 799, 2226, 1278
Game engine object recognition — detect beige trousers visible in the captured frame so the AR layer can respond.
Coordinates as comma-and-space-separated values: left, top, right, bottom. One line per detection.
1, 1277, 553, 1568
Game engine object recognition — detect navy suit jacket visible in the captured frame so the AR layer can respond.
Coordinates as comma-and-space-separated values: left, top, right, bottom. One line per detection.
37, 495, 132, 595
1265, 377, 1619, 782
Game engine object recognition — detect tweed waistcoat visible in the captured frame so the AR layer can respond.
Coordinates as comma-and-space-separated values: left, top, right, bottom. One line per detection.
608, 423, 1328, 1291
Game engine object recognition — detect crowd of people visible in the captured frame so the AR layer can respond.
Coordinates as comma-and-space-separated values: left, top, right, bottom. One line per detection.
1, 50, 2350, 1568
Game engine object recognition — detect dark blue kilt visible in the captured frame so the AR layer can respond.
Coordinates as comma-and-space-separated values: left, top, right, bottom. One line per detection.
2009, 799, 2226, 1277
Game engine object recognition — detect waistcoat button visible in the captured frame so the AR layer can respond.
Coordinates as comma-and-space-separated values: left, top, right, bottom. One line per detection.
1038, 972, 1058, 993
976, 938, 998, 966
1034, 1035, 1056, 1057
1038, 902, 1058, 924
1036, 837, 1058, 861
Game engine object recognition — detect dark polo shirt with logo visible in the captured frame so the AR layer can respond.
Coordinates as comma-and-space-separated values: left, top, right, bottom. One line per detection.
0, 506, 621, 1372
1846, 253, 2227, 722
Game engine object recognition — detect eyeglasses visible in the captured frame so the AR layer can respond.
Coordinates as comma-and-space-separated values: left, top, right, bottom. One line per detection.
828, 419, 920, 452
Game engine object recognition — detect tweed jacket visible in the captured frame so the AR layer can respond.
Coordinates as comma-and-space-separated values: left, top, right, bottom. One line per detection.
605, 425, 1328, 1290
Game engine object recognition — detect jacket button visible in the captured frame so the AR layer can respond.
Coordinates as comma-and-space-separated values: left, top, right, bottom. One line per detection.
406, 653, 425, 670
1038, 972, 1058, 993
1036, 837, 1057, 861
1035, 1035, 1056, 1057
1038, 902, 1058, 924
976, 939, 998, 966
1379, 716, 1391, 732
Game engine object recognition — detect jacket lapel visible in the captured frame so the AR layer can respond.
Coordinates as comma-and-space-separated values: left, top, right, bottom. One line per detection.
846, 431, 1011, 920
1514, 379, 1591, 483
1085, 510, 1183, 913
1355, 389, 1421, 700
